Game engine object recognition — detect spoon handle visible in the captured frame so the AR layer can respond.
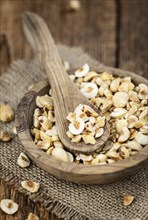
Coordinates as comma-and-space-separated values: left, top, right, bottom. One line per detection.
22, 11, 70, 88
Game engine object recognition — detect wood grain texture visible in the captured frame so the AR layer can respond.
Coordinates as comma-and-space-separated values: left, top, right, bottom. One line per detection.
16, 66, 148, 185
119, 0, 148, 75
0, 0, 116, 75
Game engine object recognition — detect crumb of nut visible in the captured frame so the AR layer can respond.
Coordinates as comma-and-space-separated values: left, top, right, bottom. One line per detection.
118, 127, 130, 143
27, 212, 39, 220
28, 84, 34, 90
21, 180, 40, 193
0, 199, 18, 215
46, 146, 54, 155
112, 92, 129, 108
17, 152, 30, 168
63, 60, 70, 71
123, 194, 134, 206
0, 104, 14, 122
0, 131, 12, 142
12, 126, 17, 134
68, 0, 81, 12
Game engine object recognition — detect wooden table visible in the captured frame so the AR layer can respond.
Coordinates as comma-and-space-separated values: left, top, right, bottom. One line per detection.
0, 0, 147, 219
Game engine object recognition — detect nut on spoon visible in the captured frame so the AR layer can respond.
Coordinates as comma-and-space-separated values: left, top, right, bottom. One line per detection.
22, 11, 110, 154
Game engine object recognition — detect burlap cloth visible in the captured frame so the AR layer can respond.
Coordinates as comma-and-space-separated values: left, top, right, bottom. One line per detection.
0, 45, 148, 220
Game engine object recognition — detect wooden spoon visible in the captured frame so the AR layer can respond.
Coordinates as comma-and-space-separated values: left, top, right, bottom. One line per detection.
22, 11, 110, 154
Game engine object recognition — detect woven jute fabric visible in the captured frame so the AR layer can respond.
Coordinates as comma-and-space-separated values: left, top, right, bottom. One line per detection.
0, 45, 148, 220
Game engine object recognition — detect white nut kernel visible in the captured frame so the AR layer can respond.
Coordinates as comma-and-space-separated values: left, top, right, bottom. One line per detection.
83, 105, 98, 117
96, 154, 107, 162
118, 82, 134, 93
46, 146, 54, 155
39, 95, 53, 110
51, 148, 69, 162
17, 152, 30, 168
33, 116, 40, 128
118, 127, 130, 143
48, 111, 55, 122
107, 159, 115, 164
0, 104, 14, 122
110, 78, 121, 92
12, 126, 17, 134
100, 100, 112, 113
27, 212, 39, 220
82, 134, 96, 144
71, 135, 82, 143
0, 199, 18, 215
63, 60, 70, 71
80, 82, 98, 98
119, 146, 130, 159
96, 77, 104, 86
91, 157, 100, 165
125, 140, 142, 151
138, 84, 148, 100
66, 130, 73, 138
101, 72, 113, 81
95, 128, 104, 138
113, 92, 129, 108
53, 141, 63, 148
69, 0, 81, 11
129, 91, 139, 102
0, 131, 12, 142
69, 74, 76, 82
69, 118, 85, 135
123, 195, 134, 206
36, 96, 43, 108
95, 116, 106, 128
128, 115, 138, 128
37, 141, 51, 150
76, 154, 93, 162
135, 132, 148, 145
111, 108, 127, 118
45, 125, 58, 136
66, 112, 76, 122
89, 116, 96, 124
84, 71, 98, 82
33, 108, 41, 117
51, 135, 59, 142
75, 64, 89, 77
40, 131, 52, 143
21, 180, 40, 193
140, 125, 148, 135
116, 119, 128, 133
106, 150, 120, 159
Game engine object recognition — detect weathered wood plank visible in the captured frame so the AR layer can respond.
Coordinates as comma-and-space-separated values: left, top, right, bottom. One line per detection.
0, 0, 116, 75
119, 0, 148, 76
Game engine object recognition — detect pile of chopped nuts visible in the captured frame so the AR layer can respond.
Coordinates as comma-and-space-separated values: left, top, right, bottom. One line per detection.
31, 63, 148, 165
66, 104, 105, 144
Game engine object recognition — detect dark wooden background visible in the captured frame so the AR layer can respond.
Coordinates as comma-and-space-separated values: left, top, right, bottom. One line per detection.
0, 0, 147, 219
